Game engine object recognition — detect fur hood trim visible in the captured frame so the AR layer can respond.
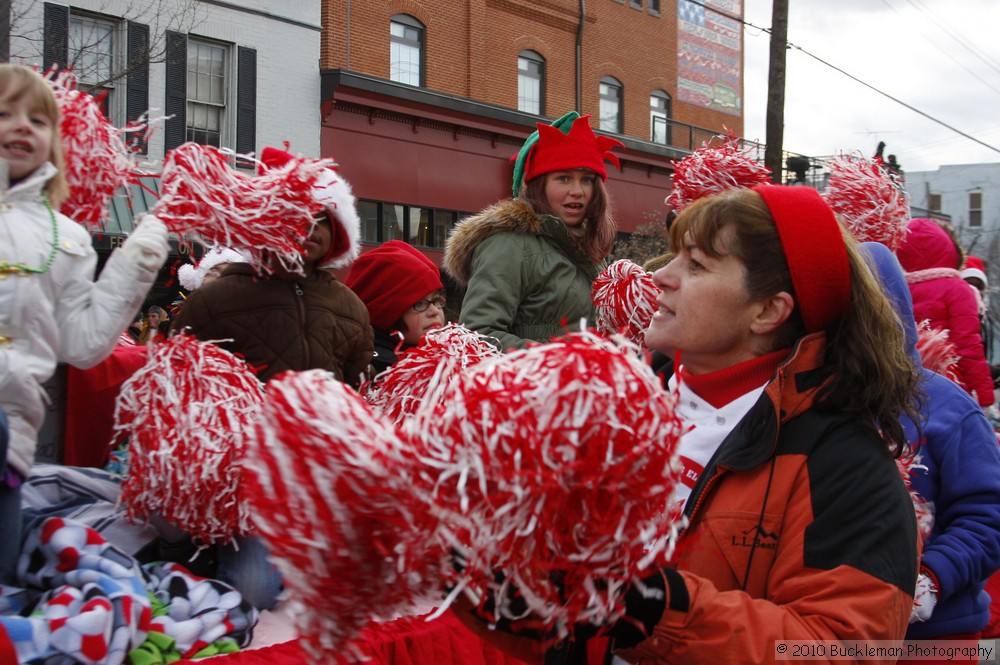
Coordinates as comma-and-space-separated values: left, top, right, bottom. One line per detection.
442, 199, 543, 286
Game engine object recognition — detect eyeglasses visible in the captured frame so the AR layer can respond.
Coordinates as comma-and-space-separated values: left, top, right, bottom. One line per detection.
412, 296, 447, 312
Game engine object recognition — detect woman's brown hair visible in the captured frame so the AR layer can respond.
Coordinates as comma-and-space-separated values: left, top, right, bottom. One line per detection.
669, 188, 920, 454
520, 172, 616, 263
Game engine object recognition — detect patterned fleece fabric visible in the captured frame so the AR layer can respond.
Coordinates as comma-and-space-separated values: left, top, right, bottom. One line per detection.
0, 516, 258, 664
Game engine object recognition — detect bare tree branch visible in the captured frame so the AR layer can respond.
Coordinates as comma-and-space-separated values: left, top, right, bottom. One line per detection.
10, 0, 204, 89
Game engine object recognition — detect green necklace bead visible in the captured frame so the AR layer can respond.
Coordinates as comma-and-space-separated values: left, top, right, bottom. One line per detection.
0, 198, 60, 278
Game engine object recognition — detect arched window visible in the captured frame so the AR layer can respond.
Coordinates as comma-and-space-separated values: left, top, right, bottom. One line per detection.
599, 76, 623, 133
650, 90, 671, 145
518, 50, 545, 115
390, 14, 424, 86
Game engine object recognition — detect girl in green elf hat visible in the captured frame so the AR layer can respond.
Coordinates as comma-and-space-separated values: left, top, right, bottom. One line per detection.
442, 111, 624, 350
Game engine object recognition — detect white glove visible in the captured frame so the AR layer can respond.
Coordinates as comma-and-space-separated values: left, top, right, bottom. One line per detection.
121, 214, 169, 271
909, 572, 938, 623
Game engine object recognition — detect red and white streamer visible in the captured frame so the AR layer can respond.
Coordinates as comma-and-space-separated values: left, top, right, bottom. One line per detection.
915, 320, 961, 385
244, 370, 443, 659
592, 259, 660, 347
666, 133, 771, 213
152, 142, 330, 274
418, 332, 684, 639
46, 69, 139, 230
362, 323, 501, 426
114, 334, 265, 545
823, 152, 910, 251
896, 455, 933, 543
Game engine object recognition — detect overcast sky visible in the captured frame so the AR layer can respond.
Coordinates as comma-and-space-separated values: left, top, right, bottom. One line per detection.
740, 0, 1000, 174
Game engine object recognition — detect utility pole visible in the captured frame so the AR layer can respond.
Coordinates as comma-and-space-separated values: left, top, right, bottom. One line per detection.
764, 0, 789, 183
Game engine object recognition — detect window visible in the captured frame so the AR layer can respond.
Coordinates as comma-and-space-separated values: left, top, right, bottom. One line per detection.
649, 0, 661, 13
186, 40, 226, 147
390, 15, 424, 86
928, 192, 942, 212
630, 0, 643, 7
358, 200, 465, 248
970, 191, 983, 228
359, 200, 379, 243
384, 204, 405, 241
599, 77, 623, 133
69, 14, 116, 117
45, 5, 150, 151
518, 51, 545, 115
164, 33, 255, 157
650, 90, 671, 144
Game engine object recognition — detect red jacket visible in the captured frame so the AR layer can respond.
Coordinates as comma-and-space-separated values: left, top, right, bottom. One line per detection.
896, 218, 994, 406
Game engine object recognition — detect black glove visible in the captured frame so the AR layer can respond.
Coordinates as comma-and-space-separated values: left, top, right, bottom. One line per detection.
609, 567, 692, 650
461, 567, 684, 656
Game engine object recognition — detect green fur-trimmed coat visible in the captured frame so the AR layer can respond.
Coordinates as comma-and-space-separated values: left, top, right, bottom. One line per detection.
442, 198, 605, 350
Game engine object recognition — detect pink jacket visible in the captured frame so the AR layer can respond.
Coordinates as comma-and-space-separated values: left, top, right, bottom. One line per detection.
897, 218, 994, 406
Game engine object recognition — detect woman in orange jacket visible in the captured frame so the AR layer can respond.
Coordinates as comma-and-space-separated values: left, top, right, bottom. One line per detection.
455, 185, 922, 664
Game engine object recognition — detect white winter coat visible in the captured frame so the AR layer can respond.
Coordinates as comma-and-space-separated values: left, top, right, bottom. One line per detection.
0, 161, 158, 476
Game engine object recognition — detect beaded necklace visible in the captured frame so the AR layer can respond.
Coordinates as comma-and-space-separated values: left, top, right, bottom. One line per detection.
0, 198, 59, 279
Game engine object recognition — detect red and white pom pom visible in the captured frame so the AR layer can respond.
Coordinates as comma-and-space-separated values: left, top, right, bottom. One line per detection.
114, 334, 265, 545
45, 69, 138, 230
666, 133, 771, 213
244, 370, 443, 658
915, 320, 961, 385
896, 455, 934, 543
592, 259, 660, 347
421, 332, 684, 640
822, 152, 910, 251
361, 323, 501, 426
152, 143, 330, 274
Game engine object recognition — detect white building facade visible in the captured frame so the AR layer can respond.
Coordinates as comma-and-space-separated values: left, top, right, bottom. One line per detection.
8, 0, 322, 168
905, 163, 1000, 264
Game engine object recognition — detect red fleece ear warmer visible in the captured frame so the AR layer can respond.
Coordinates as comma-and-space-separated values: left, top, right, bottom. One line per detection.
753, 184, 852, 333
344, 240, 444, 331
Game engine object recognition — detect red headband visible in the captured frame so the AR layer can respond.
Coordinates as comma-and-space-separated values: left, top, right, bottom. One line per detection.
753, 185, 851, 333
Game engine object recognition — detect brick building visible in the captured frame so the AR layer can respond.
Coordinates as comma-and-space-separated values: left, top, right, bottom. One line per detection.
319, 0, 746, 263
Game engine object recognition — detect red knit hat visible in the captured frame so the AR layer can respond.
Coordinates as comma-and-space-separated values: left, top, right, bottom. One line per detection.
521, 115, 624, 187
753, 185, 852, 333
344, 241, 444, 331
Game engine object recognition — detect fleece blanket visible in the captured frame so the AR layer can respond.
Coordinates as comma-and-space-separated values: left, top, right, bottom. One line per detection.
0, 517, 257, 664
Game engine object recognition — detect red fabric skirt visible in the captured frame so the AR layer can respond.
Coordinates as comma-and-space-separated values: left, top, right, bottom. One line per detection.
177, 610, 534, 665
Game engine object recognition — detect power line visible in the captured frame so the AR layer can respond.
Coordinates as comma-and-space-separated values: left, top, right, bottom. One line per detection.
786, 42, 1000, 156
905, 0, 1000, 74
882, 0, 1000, 97
684, 0, 1000, 156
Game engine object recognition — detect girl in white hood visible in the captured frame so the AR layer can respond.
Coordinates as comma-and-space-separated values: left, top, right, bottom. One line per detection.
0, 64, 168, 583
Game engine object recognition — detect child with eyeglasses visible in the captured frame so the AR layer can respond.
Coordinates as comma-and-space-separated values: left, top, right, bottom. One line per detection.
345, 239, 447, 374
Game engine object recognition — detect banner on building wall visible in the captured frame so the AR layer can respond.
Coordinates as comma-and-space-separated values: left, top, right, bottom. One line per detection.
677, 0, 742, 116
